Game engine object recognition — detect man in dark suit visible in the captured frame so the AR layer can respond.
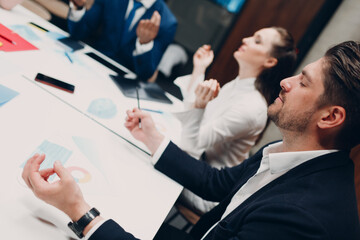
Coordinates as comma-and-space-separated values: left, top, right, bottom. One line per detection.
23, 41, 360, 239
67, 0, 177, 80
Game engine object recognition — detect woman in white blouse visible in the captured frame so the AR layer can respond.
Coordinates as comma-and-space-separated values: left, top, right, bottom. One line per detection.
175, 27, 297, 213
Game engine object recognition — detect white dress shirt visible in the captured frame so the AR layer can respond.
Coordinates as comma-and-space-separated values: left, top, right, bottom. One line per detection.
68, 0, 155, 56
174, 75, 268, 168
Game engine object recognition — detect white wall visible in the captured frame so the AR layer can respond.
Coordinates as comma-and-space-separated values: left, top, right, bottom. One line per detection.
296, 0, 360, 72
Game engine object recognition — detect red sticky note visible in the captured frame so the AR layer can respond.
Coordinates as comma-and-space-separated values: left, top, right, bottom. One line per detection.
0, 23, 38, 52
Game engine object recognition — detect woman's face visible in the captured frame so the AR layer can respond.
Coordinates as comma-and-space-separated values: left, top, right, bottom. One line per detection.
234, 28, 281, 69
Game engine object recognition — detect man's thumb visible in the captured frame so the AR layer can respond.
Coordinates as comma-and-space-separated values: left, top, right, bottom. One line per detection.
53, 161, 69, 179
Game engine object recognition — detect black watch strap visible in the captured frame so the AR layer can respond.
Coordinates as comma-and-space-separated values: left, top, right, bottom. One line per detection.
68, 207, 100, 239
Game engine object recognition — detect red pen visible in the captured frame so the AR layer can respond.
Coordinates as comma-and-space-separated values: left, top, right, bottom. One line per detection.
0, 34, 16, 45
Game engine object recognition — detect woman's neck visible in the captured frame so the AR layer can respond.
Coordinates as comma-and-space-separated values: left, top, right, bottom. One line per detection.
237, 63, 263, 80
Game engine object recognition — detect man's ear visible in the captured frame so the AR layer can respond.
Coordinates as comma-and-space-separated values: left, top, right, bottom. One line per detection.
264, 57, 278, 68
317, 106, 346, 129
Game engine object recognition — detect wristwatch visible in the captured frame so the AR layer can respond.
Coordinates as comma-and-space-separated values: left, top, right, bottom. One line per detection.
68, 207, 100, 238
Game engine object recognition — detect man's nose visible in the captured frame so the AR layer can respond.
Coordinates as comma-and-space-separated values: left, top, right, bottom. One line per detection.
280, 78, 292, 92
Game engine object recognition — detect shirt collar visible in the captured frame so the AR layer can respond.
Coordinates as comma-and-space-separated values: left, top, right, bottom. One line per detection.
263, 142, 339, 174
137, 0, 156, 9
234, 77, 256, 91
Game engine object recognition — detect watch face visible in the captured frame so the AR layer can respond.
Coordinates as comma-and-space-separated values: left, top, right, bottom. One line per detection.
68, 222, 84, 238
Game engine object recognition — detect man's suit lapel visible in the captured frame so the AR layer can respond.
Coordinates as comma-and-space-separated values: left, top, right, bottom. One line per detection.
190, 149, 264, 239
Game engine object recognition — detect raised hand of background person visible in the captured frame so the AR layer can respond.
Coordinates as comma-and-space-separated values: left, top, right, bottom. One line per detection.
193, 45, 214, 74
194, 79, 220, 109
136, 11, 161, 44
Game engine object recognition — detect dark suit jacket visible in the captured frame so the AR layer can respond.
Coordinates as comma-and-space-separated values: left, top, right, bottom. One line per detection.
68, 0, 177, 79
90, 142, 360, 240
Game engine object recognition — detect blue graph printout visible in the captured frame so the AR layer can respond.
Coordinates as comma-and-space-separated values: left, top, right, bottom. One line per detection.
21, 140, 73, 181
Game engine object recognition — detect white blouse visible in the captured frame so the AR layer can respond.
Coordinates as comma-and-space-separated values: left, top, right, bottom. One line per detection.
173, 75, 268, 168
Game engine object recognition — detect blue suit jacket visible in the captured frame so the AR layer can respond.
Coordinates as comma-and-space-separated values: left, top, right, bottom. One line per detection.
68, 0, 177, 79
90, 142, 360, 240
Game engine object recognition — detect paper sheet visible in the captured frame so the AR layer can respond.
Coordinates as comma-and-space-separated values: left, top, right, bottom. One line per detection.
0, 83, 19, 106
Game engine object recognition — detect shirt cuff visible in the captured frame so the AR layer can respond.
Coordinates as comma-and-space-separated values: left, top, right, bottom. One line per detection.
133, 38, 154, 56
174, 74, 205, 104
151, 137, 170, 165
68, 2, 86, 22
84, 218, 107, 240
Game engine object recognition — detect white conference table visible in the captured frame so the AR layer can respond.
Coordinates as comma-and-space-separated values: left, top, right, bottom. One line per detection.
0, 5, 184, 240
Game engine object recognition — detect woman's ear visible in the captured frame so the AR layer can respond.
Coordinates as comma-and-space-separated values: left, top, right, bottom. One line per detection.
317, 106, 346, 129
264, 57, 278, 68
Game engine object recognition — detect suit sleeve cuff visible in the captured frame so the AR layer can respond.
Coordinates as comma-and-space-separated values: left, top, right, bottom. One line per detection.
68, 2, 86, 22
133, 38, 154, 56
151, 137, 170, 165
84, 218, 107, 240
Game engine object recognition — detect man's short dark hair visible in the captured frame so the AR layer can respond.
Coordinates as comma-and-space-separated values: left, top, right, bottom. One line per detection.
320, 41, 360, 149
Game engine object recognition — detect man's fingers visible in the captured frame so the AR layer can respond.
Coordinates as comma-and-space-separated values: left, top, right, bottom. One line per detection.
124, 121, 136, 130
39, 168, 56, 181
32, 154, 46, 171
53, 161, 71, 180
150, 11, 161, 26
22, 153, 38, 182
71, 0, 86, 8
22, 153, 46, 188
150, 11, 157, 21
126, 109, 136, 120
126, 108, 150, 122
132, 108, 150, 119
137, 20, 145, 33
140, 19, 159, 32
27, 154, 52, 193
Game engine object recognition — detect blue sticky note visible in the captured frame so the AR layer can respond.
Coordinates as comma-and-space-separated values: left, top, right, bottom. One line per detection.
46, 31, 67, 41
87, 98, 117, 119
9, 24, 41, 41
0, 84, 19, 107
21, 140, 73, 181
